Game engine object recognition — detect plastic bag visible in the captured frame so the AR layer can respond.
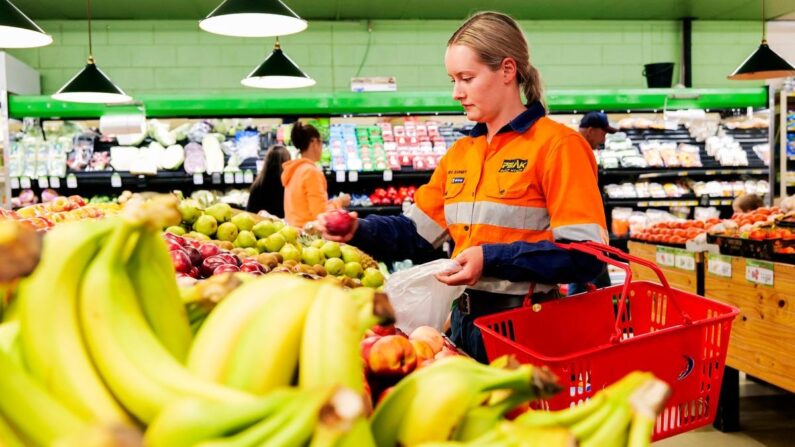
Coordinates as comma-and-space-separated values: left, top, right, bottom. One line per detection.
385, 259, 466, 334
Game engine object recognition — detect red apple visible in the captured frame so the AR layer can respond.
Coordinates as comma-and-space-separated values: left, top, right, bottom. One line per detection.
163, 232, 186, 246
214, 264, 240, 275
170, 249, 192, 274
366, 325, 397, 338
166, 241, 184, 252
325, 209, 355, 236
368, 335, 417, 376
201, 256, 227, 277
188, 266, 200, 279
199, 243, 221, 259
410, 326, 444, 354
240, 262, 265, 274
184, 246, 203, 266
214, 253, 240, 266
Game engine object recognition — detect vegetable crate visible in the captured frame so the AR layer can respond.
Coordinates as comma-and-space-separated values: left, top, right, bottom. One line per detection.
475, 241, 738, 441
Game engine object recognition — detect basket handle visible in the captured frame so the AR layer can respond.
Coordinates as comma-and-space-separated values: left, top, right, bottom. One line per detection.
556, 241, 692, 342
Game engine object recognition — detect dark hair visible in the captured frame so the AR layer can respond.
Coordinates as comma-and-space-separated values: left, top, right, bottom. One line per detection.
290, 121, 321, 152
733, 193, 764, 213
246, 145, 291, 216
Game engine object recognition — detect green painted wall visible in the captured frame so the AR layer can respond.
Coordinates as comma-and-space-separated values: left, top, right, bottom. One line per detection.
8, 19, 764, 97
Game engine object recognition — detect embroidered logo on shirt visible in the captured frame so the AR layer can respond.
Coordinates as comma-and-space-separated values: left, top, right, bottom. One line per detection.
451, 177, 465, 184
499, 159, 528, 173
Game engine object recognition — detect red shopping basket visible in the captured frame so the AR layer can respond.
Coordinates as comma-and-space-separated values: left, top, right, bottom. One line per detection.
474, 241, 738, 441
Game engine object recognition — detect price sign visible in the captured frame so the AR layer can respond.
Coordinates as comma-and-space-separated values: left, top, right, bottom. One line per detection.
233, 172, 243, 184
110, 173, 122, 188
243, 170, 254, 184
49, 176, 60, 188
193, 173, 204, 185
19, 177, 31, 189
66, 174, 78, 189
224, 172, 234, 184
655, 246, 675, 267
9, 178, 19, 189
37, 177, 49, 189
335, 170, 346, 183
707, 253, 732, 278
211, 173, 221, 185
746, 260, 774, 286
383, 170, 393, 182
348, 170, 358, 182
674, 249, 696, 271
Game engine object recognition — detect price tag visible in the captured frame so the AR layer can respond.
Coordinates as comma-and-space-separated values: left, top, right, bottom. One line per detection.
335, 170, 346, 183
19, 177, 31, 189
224, 172, 234, 184
243, 170, 254, 184
37, 177, 49, 189
383, 170, 393, 182
234, 172, 244, 184
674, 249, 696, 271
708, 253, 732, 278
348, 170, 358, 182
110, 173, 122, 188
655, 246, 675, 267
193, 173, 204, 185
746, 259, 774, 286
66, 174, 78, 189
10, 177, 19, 189
49, 176, 60, 189
211, 173, 221, 185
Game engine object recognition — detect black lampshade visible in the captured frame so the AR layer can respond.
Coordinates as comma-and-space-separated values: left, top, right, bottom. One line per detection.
200, 0, 307, 38
242, 45, 315, 89
0, 0, 52, 48
52, 60, 132, 103
728, 40, 795, 80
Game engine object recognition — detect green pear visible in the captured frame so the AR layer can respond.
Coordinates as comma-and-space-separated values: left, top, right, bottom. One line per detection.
205, 203, 233, 223
193, 215, 218, 237
322, 241, 342, 259
280, 244, 302, 262
361, 267, 385, 288
252, 220, 277, 239
231, 212, 256, 231
165, 225, 186, 236
311, 239, 326, 249
324, 257, 345, 276
216, 222, 239, 242
279, 226, 300, 244
234, 230, 257, 249
340, 245, 362, 264
177, 199, 202, 224
301, 247, 325, 266
343, 262, 363, 279
263, 233, 287, 253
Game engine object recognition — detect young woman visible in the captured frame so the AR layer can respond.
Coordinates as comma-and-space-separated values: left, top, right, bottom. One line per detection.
318, 11, 607, 362
246, 145, 291, 217
282, 122, 350, 227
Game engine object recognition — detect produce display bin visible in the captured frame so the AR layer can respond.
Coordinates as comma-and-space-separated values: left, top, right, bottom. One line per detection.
628, 241, 702, 295
475, 241, 738, 441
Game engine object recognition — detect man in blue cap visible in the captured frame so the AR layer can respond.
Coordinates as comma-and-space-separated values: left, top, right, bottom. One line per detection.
578, 111, 617, 149
568, 112, 616, 295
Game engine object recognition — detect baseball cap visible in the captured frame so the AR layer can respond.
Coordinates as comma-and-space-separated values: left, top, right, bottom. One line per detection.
579, 112, 617, 134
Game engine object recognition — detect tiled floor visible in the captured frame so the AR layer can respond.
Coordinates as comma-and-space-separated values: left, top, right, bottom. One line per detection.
655, 375, 795, 446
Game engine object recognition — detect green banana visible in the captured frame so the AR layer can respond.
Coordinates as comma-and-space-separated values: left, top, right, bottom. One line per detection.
334, 417, 376, 447
348, 287, 396, 333
0, 321, 22, 366
128, 229, 192, 362
627, 412, 656, 447
187, 273, 310, 382
0, 413, 25, 447
579, 401, 633, 447
471, 422, 576, 447
310, 388, 370, 447
514, 393, 607, 428
300, 283, 366, 393
145, 388, 299, 447
222, 278, 322, 393
453, 389, 537, 441
0, 348, 86, 446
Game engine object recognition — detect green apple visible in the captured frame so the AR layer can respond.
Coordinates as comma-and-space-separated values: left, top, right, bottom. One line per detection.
340, 245, 362, 264
361, 267, 385, 288
177, 199, 202, 224
280, 244, 302, 262
165, 225, 186, 236
301, 247, 325, 266
252, 220, 277, 239
234, 230, 257, 249
193, 215, 218, 237
343, 261, 363, 279
311, 239, 325, 249
231, 212, 256, 231
205, 203, 233, 223
216, 222, 239, 242
322, 241, 342, 259
279, 226, 300, 244
263, 233, 287, 253
324, 257, 345, 275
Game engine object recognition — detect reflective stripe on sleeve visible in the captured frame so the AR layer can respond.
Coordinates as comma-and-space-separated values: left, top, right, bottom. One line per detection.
404, 204, 448, 248
553, 223, 607, 243
444, 201, 550, 232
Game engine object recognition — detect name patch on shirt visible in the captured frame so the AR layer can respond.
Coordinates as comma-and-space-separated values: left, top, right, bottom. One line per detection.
451, 177, 465, 184
499, 159, 528, 173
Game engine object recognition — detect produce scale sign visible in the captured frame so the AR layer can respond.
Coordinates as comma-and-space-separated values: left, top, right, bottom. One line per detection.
746, 259, 774, 286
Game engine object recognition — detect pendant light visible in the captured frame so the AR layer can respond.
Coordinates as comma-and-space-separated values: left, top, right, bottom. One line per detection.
0, 0, 52, 48
242, 38, 315, 89
728, 0, 795, 80
52, 0, 131, 104
200, 0, 307, 38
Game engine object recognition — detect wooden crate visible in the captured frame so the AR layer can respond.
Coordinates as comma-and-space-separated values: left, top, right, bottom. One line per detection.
704, 256, 795, 393
627, 241, 701, 295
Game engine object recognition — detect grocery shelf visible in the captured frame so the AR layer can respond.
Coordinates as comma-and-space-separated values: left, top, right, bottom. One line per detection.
604, 196, 739, 208
8, 88, 768, 119
8, 170, 254, 192
324, 168, 433, 183
599, 167, 768, 179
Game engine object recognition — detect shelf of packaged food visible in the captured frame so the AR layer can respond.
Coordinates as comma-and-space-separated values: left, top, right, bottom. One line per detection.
603, 196, 739, 208
599, 167, 768, 179
8, 170, 255, 191
7, 88, 768, 119
348, 205, 403, 216
323, 169, 433, 183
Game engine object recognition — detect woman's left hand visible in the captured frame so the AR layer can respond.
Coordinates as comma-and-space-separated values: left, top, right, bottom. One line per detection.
435, 246, 484, 286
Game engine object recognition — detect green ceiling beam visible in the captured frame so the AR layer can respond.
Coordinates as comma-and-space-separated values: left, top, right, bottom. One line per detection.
8, 88, 767, 119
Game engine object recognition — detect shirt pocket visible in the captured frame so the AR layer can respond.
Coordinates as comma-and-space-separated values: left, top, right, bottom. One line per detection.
444, 176, 467, 199
485, 171, 530, 200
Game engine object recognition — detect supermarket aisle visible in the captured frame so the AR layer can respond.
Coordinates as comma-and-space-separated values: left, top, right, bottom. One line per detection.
655, 375, 795, 446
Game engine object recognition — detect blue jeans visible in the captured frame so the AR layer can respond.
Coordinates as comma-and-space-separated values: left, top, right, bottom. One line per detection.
449, 306, 489, 363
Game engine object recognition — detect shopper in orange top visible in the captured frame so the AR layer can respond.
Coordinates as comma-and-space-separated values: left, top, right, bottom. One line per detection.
282, 122, 350, 228
316, 12, 607, 362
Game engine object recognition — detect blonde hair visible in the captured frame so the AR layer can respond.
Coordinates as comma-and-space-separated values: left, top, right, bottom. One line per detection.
448, 11, 545, 108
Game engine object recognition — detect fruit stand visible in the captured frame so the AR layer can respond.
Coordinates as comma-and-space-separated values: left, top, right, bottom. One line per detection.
627, 241, 703, 295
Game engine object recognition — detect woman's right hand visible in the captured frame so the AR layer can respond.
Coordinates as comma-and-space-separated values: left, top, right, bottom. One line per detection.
316, 211, 359, 242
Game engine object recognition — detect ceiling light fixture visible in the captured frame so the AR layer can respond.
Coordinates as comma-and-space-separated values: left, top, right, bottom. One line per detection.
728, 0, 795, 80
242, 38, 315, 89
200, 0, 307, 38
0, 0, 52, 48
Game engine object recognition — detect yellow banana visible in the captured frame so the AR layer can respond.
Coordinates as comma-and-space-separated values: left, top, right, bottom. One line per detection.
453, 389, 536, 442
347, 287, 396, 333
579, 400, 632, 447
187, 273, 310, 382
222, 278, 322, 394
128, 229, 192, 362
0, 413, 25, 447
0, 321, 22, 365
300, 283, 366, 393
471, 422, 576, 447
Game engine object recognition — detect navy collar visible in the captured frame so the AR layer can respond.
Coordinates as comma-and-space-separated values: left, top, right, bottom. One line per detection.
468, 101, 546, 138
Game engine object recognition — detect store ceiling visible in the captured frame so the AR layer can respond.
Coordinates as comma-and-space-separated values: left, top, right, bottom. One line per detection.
13, 0, 795, 21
